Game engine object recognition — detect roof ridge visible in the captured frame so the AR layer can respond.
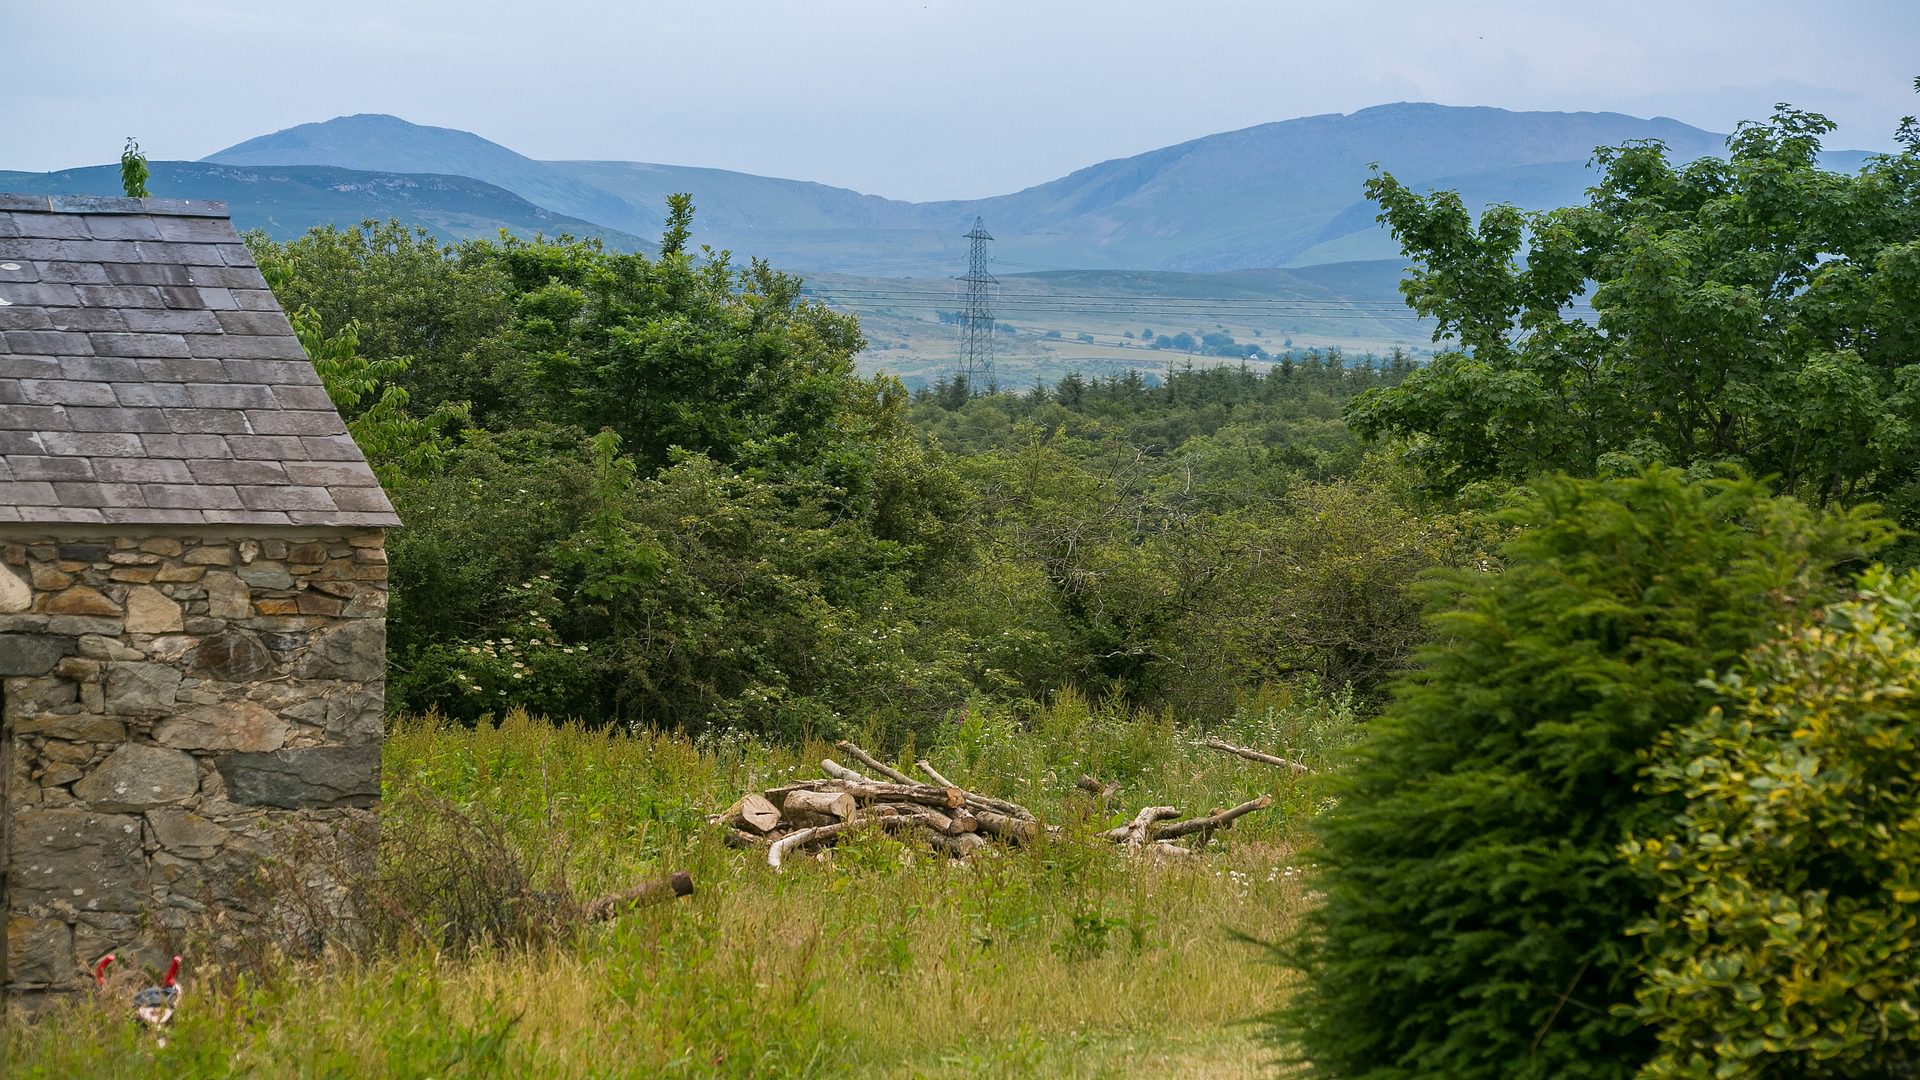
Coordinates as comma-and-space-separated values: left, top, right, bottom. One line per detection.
0, 194, 231, 219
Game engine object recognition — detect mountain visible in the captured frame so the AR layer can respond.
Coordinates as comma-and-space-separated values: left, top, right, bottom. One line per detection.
192, 107, 1873, 275
0, 162, 646, 248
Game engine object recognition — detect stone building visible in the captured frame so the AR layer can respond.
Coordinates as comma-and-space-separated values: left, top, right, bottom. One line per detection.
0, 194, 398, 997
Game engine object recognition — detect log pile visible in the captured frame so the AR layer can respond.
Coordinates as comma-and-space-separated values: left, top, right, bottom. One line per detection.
713, 740, 1278, 868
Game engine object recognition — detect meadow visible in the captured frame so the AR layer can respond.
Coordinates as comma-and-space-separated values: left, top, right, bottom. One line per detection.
2, 690, 1356, 1078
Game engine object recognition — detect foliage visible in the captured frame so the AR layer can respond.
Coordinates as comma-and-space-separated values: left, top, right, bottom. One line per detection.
284, 308, 466, 485
1627, 566, 1920, 1078
119, 137, 148, 199
1274, 466, 1891, 1080
1347, 107, 1920, 528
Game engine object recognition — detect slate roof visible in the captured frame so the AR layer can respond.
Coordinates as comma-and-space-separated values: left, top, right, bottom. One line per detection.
0, 194, 399, 528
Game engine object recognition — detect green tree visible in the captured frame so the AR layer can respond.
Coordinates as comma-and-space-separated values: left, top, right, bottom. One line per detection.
1628, 566, 1920, 1078
1347, 105, 1920, 524
1274, 466, 1890, 1080
119, 137, 149, 198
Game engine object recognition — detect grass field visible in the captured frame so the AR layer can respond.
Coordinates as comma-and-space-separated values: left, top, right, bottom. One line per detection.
2, 691, 1353, 1078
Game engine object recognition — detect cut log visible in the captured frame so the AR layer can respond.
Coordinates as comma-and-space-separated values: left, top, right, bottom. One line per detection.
820, 758, 874, 783
915, 759, 961, 790
723, 829, 774, 850
1202, 738, 1310, 774
921, 828, 989, 859
835, 741, 918, 785
720, 792, 782, 834
973, 809, 1040, 844
1147, 841, 1195, 858
1102, 805, 1182, 844
949, 807, 979, 834
1150, 794, 1273, 840
768, 820, 864, 870
770, 778, 966, 810
870, 802, 960, 835
781, 788, 857, 828
583, 870, 695, 919
1076, 774, 1121, 804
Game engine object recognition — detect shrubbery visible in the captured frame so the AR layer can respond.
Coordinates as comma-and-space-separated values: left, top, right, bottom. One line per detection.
1630, 567, 1920, 1077
1276, 466, 1889, 1080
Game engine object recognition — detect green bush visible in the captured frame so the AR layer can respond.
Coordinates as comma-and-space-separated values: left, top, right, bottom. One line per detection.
1274, 466, 1890, 1080
1628, 566, 1920, 1078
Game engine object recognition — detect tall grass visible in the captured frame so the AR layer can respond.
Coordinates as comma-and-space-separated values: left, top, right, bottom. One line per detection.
3, 690, 1354, 1078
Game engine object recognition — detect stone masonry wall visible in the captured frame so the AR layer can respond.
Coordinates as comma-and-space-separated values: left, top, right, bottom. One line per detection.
0, 529, 386, 994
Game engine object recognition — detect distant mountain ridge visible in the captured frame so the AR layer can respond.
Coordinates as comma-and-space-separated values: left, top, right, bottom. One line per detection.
4, 105, 1876, 275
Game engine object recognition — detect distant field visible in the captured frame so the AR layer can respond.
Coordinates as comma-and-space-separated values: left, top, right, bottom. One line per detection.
804, 262, 1438, 389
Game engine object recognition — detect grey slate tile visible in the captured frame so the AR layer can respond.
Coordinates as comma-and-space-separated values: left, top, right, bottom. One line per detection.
142, 482, 240, 509
140, 358, 227, 382
0, 404, 71, 430
7, 212, 88, 240
0, 480, 59, 505
96, 457, 192, 484
58, 356, 149, 381
0, 283, 81, 306
74, 284, 163, 308
288, 510, 399, 527
0, 431, 48, 454
225, 360, 320, 386
201, 509, 293, 526
187, 459, 288, 485
83, 216, 163, 241
300, 435, 366, 461
247, 410, 344, 436
184, 334, 305, 360
104, 262, 193, 286
6, 329, 90, 355
153, 216, 238, 242
121, 308, 219, 333
0, 195, 52, 212
225, 434, 308, 460
0, 357, 63, 378
269, 384, 334, 410
188, 382, 279, 409
136, 242, 225, 266
91, 332, 190, 358
215, 310, 295, 336
231, 289, 282, 311
32, 506, 106, 523
102, 507, 210, 525
34, 261, 110, 284
5, 455, 94, 481
66, 406, 171, 433
16, 379, 118, 406
283, 461, 377, 487
0, 260, 42, 282
330, 487, 399, 513
0, 309, 54, 331
140, 433, 233, 459
38, 431, 144, 457
163, 408, 251, 434
237, 484, 336, 511
46, 309, 131, 333
51, 481, 145, 507
113, 383, 194, 408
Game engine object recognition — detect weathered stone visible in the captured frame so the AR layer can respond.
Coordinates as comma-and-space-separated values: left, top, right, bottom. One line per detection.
123, 586, 183, 633
30, 565, 73, 590
189, 628, 275, 682
6, 917, 74, 986
72, 744, 200, 812
184, 546, 234, 566
154, 564, 205, 583
2, 543, 23, 564
7, 674, 77, 713
260, 539, 287, 560
53, 656, 101, 683
10, 808, 147, 912
295, 620, 385, 681
78, 634, 144, 661
102, 661, 181, 716
287, 542, 329, 564
237, 563, 294, 590
143, 634, 197, 664
182, 617, 226, 635
155, 700, 290, 752
203, 570, 250, 620
324, 685, 386, 744
217, 745, 380, 809
47, 615, 123, 636
40, 762, 84, 786
0, 565, 32, 613
57, 543, 111, 562
146, 809, 231, 852
139, 537, 184, 557
107, 552, 158, 566
108, 567, 159, 584
10, 713, 126, 741
44, 586, 120, 617
237, 540, 259, 565
0, 614, 51, 632
40, 740, 95, 764
253, 598, 298, 616
296, 593, 345, 616
0, 633, 69, 675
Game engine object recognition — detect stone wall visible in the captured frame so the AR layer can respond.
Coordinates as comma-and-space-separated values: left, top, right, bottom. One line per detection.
0, 530, 387, 995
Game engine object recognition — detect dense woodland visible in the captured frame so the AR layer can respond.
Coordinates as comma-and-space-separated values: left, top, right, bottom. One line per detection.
228, 101, 1920, 1078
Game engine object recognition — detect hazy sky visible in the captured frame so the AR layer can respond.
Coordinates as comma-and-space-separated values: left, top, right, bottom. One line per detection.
5, 1, 1914, 201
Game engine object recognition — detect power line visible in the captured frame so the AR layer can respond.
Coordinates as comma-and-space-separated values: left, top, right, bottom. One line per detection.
958, 218, 997, 392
